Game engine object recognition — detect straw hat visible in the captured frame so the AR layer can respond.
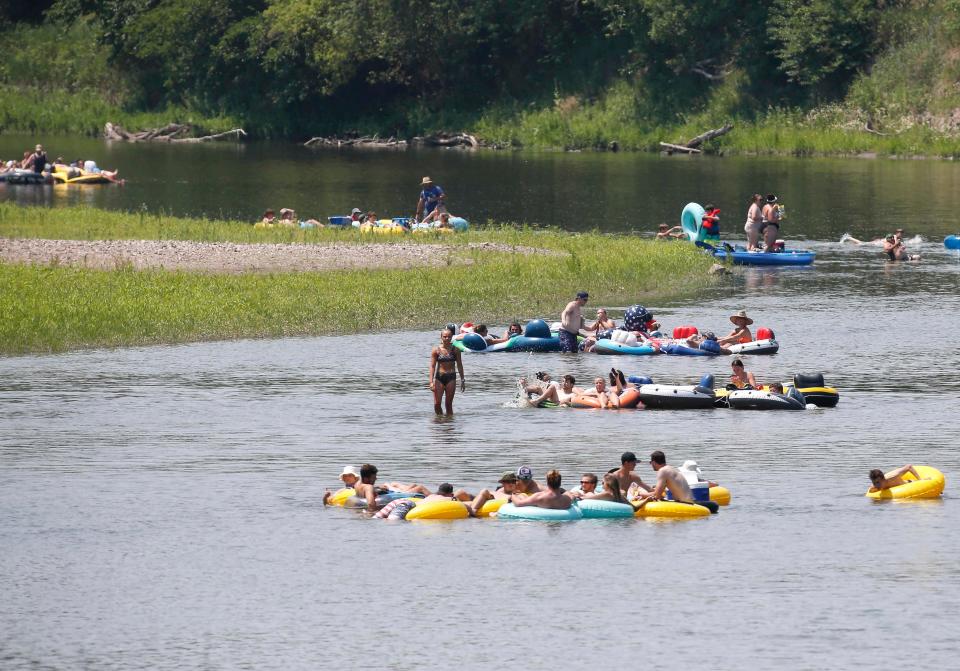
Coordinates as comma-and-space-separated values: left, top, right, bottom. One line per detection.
730, 310, 754, 325
421, 176, 433, 185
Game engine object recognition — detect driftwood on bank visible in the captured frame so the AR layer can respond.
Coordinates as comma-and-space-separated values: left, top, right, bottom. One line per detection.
303, 135, 407, 148
660, 123, 734, 155
104, 122, 247, 143
658, 142, 702, 154
304, 131, 481, 149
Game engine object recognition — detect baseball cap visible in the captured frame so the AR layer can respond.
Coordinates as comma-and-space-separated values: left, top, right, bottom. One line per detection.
516, 465, 533, 480
576, 291, 589, 300
621, 451, 637, 463
498, 472, 517, 484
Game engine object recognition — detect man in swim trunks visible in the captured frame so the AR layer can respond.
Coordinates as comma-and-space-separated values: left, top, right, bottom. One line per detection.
526, 374, 581, 407
514, 465, 542, 495
509, 470, 574, 510
869, 465, 923, 491
633, 451, 694, 506
464, 473, 521, 514
559, 291, 588, 353
611, 452, 652, 498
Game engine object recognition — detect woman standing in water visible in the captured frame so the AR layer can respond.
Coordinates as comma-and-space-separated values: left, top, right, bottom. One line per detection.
429, 326, 465, 415
744, 194, 764, 250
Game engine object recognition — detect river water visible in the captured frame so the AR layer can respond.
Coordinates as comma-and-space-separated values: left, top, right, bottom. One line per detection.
2, 137, 960, 668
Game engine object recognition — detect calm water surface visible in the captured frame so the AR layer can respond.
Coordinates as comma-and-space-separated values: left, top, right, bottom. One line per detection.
2, 140, 960, 668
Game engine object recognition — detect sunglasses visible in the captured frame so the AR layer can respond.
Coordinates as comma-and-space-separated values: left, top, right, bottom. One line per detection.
580, 480, 596, 485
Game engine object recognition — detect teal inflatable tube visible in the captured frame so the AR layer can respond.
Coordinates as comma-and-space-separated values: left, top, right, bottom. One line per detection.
681, 202, 706, 242
497, 503, 584, 521
577, 499, 635, 519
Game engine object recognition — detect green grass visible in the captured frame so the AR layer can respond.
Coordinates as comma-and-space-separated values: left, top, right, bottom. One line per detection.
0, 205, 714, 354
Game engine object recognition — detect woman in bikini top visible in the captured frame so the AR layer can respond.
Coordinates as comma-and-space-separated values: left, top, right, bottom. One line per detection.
430, 327, 465, 415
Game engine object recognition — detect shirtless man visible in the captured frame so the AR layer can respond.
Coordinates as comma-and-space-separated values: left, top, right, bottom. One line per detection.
579, 376, 620, 408
514, 465, 542, 495
509, 470, 574, 510
352, 463, 384, 509
611, 452, 652, 498
633, 451, 694, 506
559, 292, 588, 353
469, 472, 521, 512
527, 374, 581, 407
656, 223, 685, 240
869, 465, 924, 491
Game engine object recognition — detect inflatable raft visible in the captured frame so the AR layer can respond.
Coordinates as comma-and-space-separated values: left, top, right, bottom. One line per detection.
865, 465, 945, 500
51, 170, 114, 185
577, 499, 636, 519
714, 374, 838, 408
592, 339, 657, 355
636, 374, 716, 409
726, 387, 806, 410
328, 488, 424, 508
453, 319, 570, 353
405, 500, 470, 520
710, 244, 815, 266
945, 235, 960, 250
0, 169, 49, 185
634, 500, 711, 518
497, 502, 584, 521
412, 216, 469, 232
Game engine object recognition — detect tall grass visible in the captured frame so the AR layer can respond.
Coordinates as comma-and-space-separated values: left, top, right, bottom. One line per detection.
0, 206, 714, 354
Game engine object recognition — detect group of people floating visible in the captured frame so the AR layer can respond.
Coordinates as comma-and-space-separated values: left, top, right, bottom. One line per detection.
428, 295, 763, 414
255, 175, 460, 230
0, 143, 120, 182
324, 453, 927, 519
324, 451, 713, 518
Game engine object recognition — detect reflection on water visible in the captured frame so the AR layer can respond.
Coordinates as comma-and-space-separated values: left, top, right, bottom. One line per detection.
3, 150, 960, 668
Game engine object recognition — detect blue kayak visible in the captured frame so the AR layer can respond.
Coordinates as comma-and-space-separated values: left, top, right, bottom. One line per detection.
945, 235, 960, 250
711, 246, 815, 266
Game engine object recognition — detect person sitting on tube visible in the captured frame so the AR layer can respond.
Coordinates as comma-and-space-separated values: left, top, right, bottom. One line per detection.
508, 469, 574, 509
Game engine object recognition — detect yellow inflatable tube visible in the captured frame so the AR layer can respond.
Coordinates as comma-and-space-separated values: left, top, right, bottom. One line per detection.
866, 465, 945, 500
406, 500, 470, 520
634, 500, 711, 518
710, 485, 731, 506
328, 487, 366, 507
477, 498, 507, 518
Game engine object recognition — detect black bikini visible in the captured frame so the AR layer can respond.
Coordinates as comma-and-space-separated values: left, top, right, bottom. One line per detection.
436, 348, 457, 385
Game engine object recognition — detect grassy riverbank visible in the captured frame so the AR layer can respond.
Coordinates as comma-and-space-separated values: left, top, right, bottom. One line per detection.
0, 206, 714, 354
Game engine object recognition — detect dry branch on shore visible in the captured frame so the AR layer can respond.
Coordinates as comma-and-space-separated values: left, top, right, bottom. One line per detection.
304, 131, 482, 149
104, 122, 247, 143
660, 123, 734, 155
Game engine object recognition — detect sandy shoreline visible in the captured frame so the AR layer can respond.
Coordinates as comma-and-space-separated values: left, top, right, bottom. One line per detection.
0, 238, 556, 273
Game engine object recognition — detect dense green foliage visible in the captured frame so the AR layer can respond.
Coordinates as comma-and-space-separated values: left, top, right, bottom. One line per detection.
2, 1, 960, 153
0, 205, 713, 354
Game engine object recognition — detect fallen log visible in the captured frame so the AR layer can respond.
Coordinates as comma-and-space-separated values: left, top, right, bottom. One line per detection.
685, 123, 734, 149
411, 132, 479, 148
104, 122, 246, 143
659, 142, 702, 154
304, 135, 407, 148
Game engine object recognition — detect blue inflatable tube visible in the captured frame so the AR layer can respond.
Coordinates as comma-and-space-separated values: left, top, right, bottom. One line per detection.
497, 503, 584, 521
660, 343, 717, 357
593, 339, 657, 356
945, 235, 960, 250
577, 499, 635, 519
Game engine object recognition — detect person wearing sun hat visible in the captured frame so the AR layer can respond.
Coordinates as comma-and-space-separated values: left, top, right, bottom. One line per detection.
718, 309, 754, 346
415, 175, 446, 223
